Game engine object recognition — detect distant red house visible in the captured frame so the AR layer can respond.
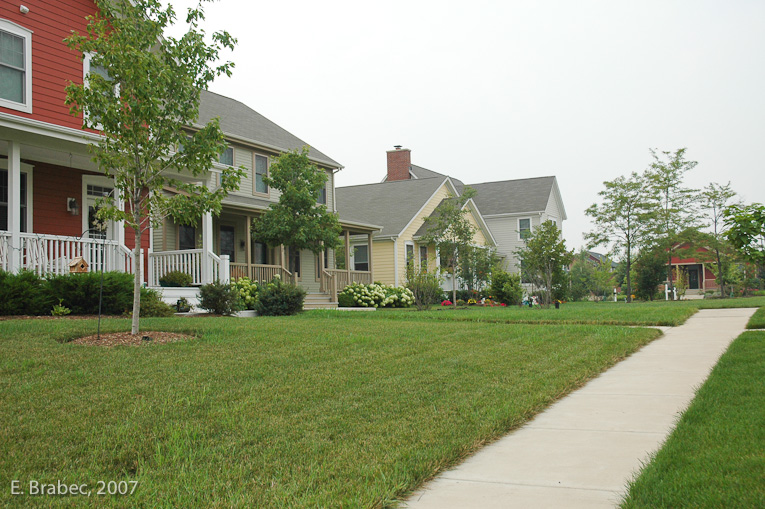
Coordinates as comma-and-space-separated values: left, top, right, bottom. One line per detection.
669, 244, 718, 294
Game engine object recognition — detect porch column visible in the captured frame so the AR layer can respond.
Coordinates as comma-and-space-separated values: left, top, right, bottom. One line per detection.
114, 187, 126, 247
245, 215, 252, 268
344, 230, 350, 280
367, 232, 374, 280
7, 141, 21, 273
201, 211, 213, 284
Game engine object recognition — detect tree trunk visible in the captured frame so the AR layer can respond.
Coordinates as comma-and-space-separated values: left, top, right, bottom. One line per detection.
625, 243, 632, 303
715, 247, 725, 298
451, 256, 457, 308
131, 225, 142, 335
667, 250, 674, 300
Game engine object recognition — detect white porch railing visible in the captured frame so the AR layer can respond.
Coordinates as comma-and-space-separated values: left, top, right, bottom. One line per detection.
147, 249, 230, 286
0, 232, 134, 275
328, 269, 373, 290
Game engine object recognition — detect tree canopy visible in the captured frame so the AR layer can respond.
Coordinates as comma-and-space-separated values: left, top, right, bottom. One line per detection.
252, 148, 342, 256
516, 220, 572, 307
64, 0, 244, 334
724, 203, 765, 267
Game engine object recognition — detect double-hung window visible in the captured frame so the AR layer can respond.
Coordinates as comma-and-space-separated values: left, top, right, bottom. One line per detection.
219, 147, 233, 166
254, 154, 268, 194
353, 245, 368, 272
0, 20, 33, 113
518, 218, 531, 240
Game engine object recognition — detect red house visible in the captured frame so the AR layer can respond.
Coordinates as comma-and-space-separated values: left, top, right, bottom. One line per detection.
669, 244, 718, 295
0, 1, 377, 307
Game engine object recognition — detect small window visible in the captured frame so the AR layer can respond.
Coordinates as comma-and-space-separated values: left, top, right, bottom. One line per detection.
178, 224, 196, 250
254, 154, 268, 194
419, 245, 428, 271
219, 147, 233, 166
353, 245, 368, 272
82, 52, 118, 128
0, 21, 33, 113
405, 243, 414, 267
317, 187, 327, 205
518, 218, 531, 240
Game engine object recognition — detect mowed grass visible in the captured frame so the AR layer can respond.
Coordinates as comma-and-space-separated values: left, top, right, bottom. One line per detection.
746, 307, 765, 329
0, 316, 658, 507
313, 297, 765, 327
621, 331, 765, 508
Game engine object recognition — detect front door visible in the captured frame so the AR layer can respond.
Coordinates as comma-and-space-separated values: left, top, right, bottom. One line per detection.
687, 267, 699, 290
220, 225, 235, 262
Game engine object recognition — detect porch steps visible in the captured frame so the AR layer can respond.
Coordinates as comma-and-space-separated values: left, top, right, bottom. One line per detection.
303, 293, 338, 310
154, 287, 202, 308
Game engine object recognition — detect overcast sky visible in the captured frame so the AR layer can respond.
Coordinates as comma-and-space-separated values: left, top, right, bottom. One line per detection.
169, 0, 765, 253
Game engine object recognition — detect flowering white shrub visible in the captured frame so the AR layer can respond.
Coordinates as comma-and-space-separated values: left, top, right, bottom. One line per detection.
338, 282, 414, 308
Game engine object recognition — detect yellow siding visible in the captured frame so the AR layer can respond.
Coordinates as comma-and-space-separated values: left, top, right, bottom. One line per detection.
372, 240, 395, 285
395, 183, 453, 284
466, 210, 489, 246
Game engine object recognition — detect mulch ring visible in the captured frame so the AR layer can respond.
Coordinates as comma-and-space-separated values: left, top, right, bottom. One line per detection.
69, 331, 196, 347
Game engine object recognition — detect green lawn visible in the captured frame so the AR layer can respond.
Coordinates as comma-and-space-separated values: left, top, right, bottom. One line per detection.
746, 307, 765, 329
312, 297, 765, 327
0, 316, 658, 507
621, 331, 765, 508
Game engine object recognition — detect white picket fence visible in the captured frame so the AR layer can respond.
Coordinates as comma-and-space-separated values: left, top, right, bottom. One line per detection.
0, 232, 134, 275
147, 249, 229, 286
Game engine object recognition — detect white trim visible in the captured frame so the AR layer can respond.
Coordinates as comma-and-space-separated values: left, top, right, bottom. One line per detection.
396, 178, 454, 238
461, 198, 497, 247
0, 158, 33, 232
404, 240, 414, 270
517, 217, 532, 241
252, 152, 269, 197
393, 238, 399, 286
0, 112, 101, 145
0, 19, 33, 113
482, 210, 544, 219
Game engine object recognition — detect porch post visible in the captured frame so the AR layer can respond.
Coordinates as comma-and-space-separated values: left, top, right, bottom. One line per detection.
7, 141, 21, 273
201, 211, 213, 284
245, 215, 252, 278
367, 232, 374, 281
344, 229, 350, 280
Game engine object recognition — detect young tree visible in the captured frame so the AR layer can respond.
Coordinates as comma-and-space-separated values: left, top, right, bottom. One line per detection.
515, 220, 573, 307
724, 203, 765, 267
633, 247, 667, 301
700, 182, 738, 297
64, 0, 244, 334
458, 246, 499, 293
569, 250, 615, 301
585, 172, 653, 302
645, 148, 702, 299
420, 189, 477, 307
252, 148, 342, 261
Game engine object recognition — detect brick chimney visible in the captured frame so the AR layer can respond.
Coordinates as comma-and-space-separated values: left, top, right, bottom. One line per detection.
386, 146, 411, 181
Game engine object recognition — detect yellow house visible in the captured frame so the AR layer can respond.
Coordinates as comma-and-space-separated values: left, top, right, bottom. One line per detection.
335, 148, 496, 287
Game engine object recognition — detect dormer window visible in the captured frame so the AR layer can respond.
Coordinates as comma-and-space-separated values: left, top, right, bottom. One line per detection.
0, 20, 33, 113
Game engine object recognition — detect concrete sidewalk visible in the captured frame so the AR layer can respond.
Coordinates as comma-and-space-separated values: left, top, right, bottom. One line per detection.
405, 307, 757, 508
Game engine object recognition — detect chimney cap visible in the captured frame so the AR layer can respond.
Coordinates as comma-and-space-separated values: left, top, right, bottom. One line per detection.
394, 145, 402, 150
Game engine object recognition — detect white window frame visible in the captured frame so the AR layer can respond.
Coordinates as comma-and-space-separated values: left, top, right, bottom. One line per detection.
351, 244, 369, 272
0, 159, 33, 232
517, 217, 532, 241
82, 52, 119, 129
419, 244, 428, 270
0, 19, 33, 113
253, 153, 269, 196
404, 241, 414, 268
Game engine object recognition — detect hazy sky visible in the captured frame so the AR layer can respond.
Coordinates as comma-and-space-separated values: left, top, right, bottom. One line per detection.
169, 0, 765, 252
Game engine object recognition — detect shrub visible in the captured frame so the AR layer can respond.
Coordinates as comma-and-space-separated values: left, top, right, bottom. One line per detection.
233, 277, 260, 310
0, 270, 52, 315
255, 277, 306, 316
45, 272, 134, 315
338, 282, 414, 309
490, 270, 523, 305
139, 287, 175, 317
405, 267, 443, 311
199, 281, 244, 315
456, 299, 466, 306
158, 270, 192, 287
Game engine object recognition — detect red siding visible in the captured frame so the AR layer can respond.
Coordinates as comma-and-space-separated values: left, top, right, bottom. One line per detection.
0, 0, 96, 128
33, 162, 98, 237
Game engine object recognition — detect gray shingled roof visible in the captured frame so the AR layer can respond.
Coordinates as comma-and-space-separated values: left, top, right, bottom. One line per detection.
335, 178, 446, 238
197, 90, 340, 167
410, 165, 465, 193
468, 176, 555, 215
